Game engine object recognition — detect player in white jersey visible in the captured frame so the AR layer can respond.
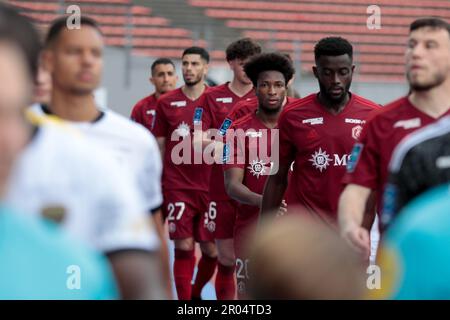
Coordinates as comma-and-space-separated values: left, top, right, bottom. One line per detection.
7, 121, 157, 252
33, 15, 171, 298
7, 117, 167, 299
1, 7, 166, 299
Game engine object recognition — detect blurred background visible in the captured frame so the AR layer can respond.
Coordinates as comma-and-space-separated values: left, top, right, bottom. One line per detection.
7, 0, 450, 115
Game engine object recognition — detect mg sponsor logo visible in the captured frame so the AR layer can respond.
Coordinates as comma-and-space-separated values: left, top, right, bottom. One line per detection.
333, 153, 351, 167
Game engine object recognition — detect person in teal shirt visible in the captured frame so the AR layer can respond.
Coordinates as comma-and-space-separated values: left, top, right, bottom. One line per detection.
0, 206, 118, 300
380, 184, 450, 299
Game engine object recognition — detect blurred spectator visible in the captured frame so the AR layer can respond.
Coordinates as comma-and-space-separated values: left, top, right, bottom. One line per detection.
247, 212, 366, 299
376, 184, 450, 299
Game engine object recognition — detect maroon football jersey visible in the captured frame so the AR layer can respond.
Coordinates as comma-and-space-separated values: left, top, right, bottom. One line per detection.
278, 93, 380, 222
130, 93, 158, 133
223, 112, 278, 230
227, 97, 258, 123
343, 96, 450, 211
153, 87, 211, 192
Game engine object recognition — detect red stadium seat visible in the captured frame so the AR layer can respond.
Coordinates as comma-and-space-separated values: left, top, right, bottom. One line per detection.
188, 0, 449, 79
190, 0, 447, 18
7, 0, 215, 62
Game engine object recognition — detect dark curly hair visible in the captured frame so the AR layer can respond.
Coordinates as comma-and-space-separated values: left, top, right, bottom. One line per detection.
226, 37, 262, 61
244, 52, 295, 87
314, 37, 353, 63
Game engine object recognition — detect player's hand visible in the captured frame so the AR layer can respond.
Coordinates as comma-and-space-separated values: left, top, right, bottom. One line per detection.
342, 224, 371, 260
276, 200, 288, 217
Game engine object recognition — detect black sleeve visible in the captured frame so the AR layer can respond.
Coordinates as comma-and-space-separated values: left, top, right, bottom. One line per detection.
381, 148, 425, 231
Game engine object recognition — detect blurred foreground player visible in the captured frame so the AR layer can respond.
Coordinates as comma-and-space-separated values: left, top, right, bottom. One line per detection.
0, 4, 117, 299
382, 115, 450, 230
339, 18, 450, 258
247, 213, 366, 299
376, 184, 450, 299
24, 16, 167, 299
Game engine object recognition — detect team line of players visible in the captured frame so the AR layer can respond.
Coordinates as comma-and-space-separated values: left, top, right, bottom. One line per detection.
130, 18, 450, 300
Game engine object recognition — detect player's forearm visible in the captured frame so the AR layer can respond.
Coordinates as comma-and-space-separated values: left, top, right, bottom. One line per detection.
225, 181, 262, 207
260, 173, 288, 216
338, 184, 371, 233
361, 191, 377, 231
109, 251, 168, 300
151, 211, 173, 299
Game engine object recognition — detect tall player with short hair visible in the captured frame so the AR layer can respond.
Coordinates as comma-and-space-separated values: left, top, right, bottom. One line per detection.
0, 22, 118, 298
131, 58, 178, 132
153, 47, 216, 300
261, 37, 380, 228
223, 52, 294, 298
202, 38, 261, 300
0, 5, 146, 299
339, 18, 450, 258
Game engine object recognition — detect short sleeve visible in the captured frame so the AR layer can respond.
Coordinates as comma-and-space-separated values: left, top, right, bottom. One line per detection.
140, 133, 163, 212
343, 118, 380, 190
130, 101, 142, 124
90, 159, 160, 254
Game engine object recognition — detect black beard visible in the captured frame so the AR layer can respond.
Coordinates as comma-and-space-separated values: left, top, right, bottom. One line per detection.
259, 103, 283, 114
318, 81, 351, 106
184, 77, 202, 87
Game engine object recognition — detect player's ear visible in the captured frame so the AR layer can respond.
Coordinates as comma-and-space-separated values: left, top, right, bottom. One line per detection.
150, 76, 155, 85
41, 49, 54, 73
288, 76, 295, 87
351, 64, 356, 74
312, 66, 319, 79
227, 59, 233, 70
203, 63, 209, 77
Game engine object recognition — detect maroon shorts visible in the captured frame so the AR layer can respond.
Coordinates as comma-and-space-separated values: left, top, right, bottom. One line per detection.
162, 189, 213, 242
207, 200, 237, 239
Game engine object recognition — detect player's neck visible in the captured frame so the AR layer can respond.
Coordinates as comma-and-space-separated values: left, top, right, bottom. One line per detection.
50, 89, 101, 122
256, 97, 287, 128
256, 109, 281, 128
317, 92, 349, 115
409, 80, 450, 118
182, 82, 206, 101
228, 79, 253, 98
